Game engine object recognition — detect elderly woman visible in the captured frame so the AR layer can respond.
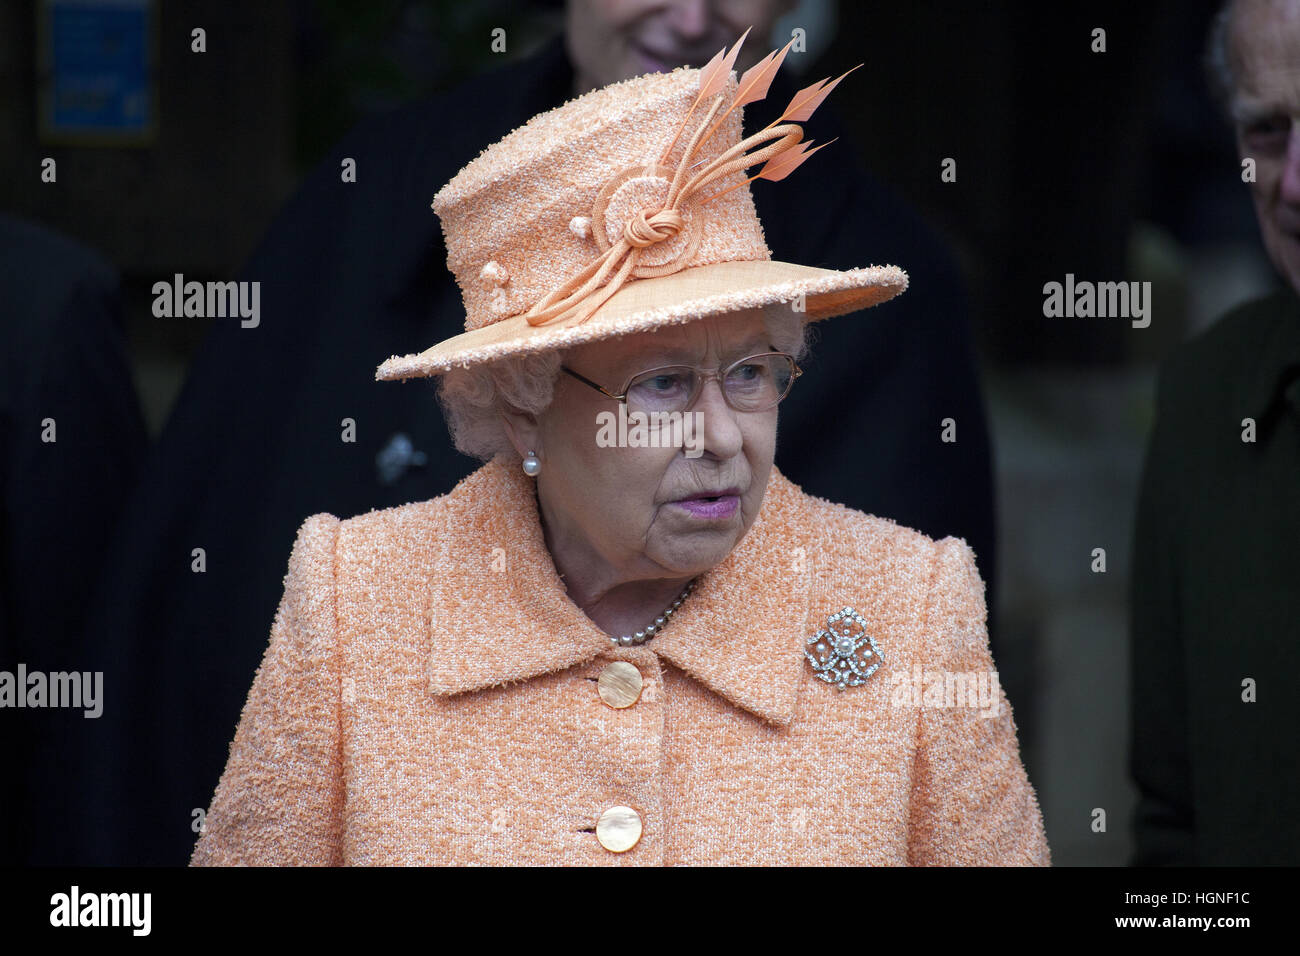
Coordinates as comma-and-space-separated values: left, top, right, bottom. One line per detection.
191, 36, 1049, 866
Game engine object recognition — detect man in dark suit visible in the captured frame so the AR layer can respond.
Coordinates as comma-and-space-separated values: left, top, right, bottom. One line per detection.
77, 8, 993, 864
1130, 0, 1300, 864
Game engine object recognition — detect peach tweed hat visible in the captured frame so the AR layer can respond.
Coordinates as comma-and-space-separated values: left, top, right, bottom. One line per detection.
375, 28, 908, 381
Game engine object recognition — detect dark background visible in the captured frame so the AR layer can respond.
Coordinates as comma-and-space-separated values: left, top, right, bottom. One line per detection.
0, 0, 1278, 865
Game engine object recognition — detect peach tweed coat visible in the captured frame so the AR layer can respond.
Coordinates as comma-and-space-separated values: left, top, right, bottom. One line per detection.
190, 455, 1050, 866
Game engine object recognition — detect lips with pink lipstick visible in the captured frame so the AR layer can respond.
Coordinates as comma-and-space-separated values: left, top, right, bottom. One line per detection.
672, 487, 740, 520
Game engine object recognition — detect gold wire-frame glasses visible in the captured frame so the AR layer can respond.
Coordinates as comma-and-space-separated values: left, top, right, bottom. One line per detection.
561, 350, 803, 415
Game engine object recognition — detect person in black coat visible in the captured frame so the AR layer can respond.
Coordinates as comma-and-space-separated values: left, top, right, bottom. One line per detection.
1129, 0, 1300, 865
0, 214, 147, 865
74, 27, 994, 864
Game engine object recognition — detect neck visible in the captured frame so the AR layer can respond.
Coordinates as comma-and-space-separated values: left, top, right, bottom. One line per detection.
535, 486, 694, 638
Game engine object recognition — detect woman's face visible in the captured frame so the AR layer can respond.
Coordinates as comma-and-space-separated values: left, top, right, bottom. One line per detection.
510, 309, 779, 586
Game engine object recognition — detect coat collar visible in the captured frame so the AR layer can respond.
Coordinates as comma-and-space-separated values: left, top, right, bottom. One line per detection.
1244, 289, 1300, 422
426, 455, 812, 727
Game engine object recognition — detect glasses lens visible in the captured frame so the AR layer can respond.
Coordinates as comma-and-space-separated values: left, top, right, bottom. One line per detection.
626, 367, 697, 414
724, 354, 795, 411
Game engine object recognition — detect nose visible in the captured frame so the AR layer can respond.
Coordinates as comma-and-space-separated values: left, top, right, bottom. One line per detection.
1282, 124, 1300, 206
690, 375, 744, 460
667, 0, 710, 41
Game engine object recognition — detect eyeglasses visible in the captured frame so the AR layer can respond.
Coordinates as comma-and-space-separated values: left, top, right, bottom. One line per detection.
561, 351, 803, 415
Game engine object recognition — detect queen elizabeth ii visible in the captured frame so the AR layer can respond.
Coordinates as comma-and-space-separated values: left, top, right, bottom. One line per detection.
190, 37, 1049, 866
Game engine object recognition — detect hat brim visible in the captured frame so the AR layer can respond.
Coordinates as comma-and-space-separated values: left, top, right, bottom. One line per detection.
375, 258, 908, 381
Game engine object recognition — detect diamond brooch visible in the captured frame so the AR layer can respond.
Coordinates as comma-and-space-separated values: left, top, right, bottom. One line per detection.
805, 607, 884, 690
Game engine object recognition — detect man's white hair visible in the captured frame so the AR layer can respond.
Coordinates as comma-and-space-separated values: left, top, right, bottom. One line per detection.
435, 304, 812, 463
1206, 0, 1239, 115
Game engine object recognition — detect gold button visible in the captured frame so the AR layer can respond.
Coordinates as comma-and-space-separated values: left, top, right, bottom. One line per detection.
596, 805, 642, 852
597, 660, 643, 708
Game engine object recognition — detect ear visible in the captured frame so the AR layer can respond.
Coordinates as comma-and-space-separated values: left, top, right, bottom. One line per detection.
500, 403, 542, 461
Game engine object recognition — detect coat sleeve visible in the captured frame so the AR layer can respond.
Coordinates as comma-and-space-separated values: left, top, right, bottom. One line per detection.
907, 537, 1051, 865
190, 513, 344, 866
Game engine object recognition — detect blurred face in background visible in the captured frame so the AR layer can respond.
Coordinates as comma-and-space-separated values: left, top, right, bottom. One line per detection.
1229, 0, 1300, 294
565, 0, 796, 94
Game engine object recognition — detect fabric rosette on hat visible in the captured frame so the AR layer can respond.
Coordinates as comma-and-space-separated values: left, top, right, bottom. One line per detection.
376, 26, 908, 381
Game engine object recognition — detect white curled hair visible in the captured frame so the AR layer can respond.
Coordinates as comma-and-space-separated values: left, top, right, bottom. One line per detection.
435, 304, 812, 464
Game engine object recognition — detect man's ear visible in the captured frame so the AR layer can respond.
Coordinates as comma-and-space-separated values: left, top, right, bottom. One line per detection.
500, 403, 541, 460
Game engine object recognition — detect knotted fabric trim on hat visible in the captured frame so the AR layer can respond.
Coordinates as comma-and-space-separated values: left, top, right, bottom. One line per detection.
520, 27, 858, 329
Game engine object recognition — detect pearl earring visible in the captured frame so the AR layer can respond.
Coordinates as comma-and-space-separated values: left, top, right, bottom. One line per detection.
522, 450, 541, 476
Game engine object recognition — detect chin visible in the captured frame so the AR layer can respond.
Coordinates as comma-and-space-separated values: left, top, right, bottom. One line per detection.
1262, 228, 1300, 292
1273, 256, 1300, 296
1279, 250, 1300, 294
659, 540, 736, 576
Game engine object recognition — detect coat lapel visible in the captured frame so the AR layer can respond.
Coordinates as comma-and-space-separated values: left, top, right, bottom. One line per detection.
426, 455, 812, 727
649, 470, 811, 727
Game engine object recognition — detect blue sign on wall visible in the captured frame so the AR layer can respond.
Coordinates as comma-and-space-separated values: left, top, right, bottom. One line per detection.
39, 0, 156, 144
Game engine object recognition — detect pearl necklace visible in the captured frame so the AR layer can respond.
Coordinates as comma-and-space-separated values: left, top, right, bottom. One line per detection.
611, 578, 698, 646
